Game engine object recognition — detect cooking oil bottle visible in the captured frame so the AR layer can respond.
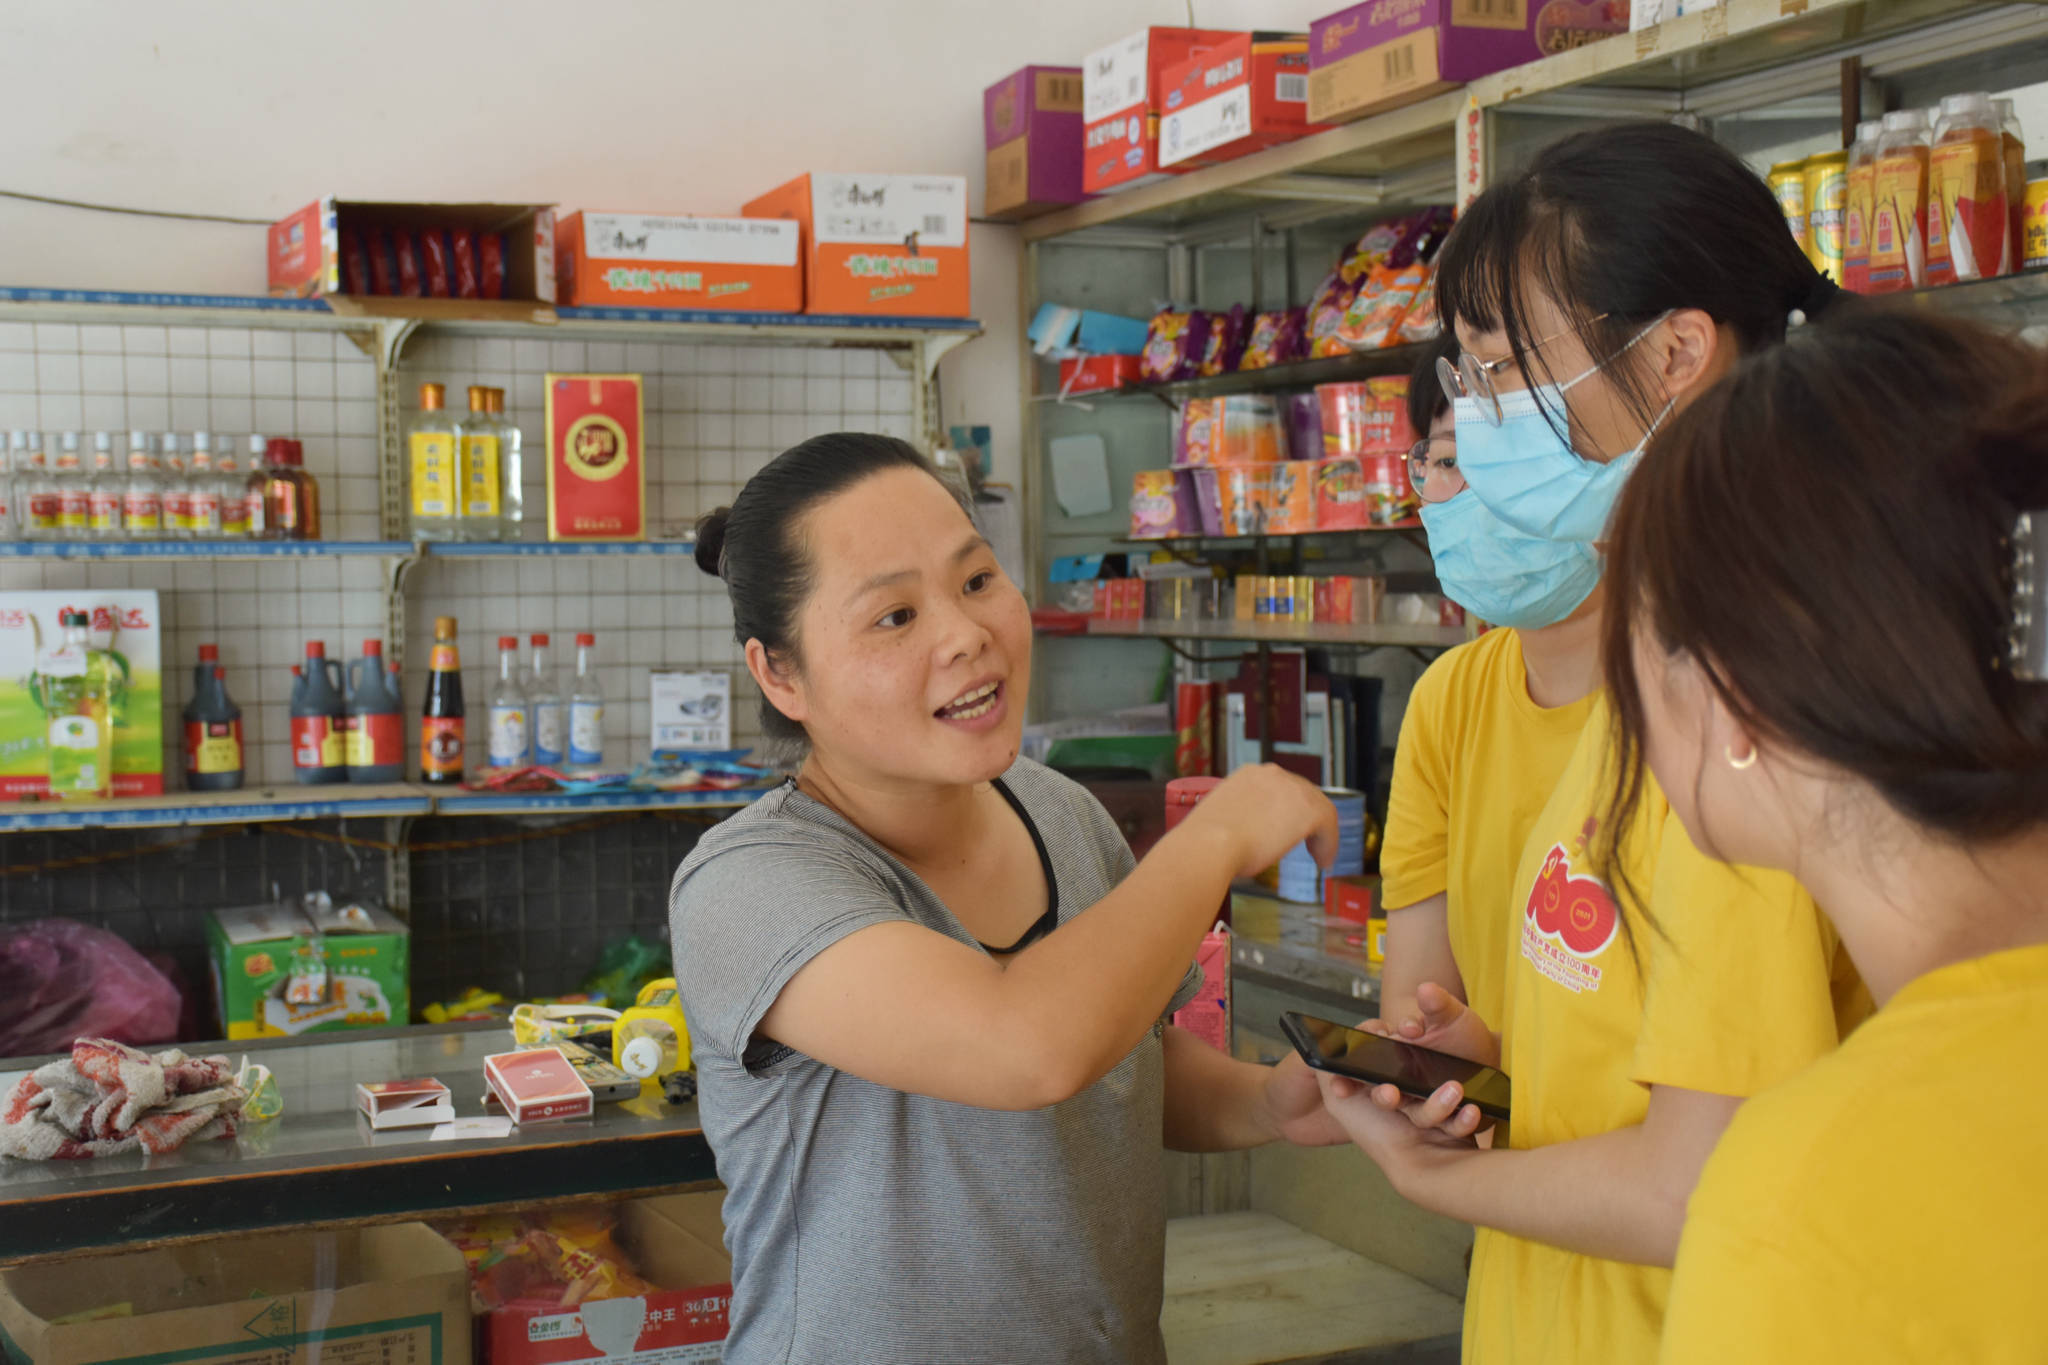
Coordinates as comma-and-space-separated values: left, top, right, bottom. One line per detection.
42, 609, 115, 799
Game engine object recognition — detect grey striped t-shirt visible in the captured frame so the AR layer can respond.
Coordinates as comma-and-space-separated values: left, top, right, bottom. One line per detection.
669, 757, 1201, 1365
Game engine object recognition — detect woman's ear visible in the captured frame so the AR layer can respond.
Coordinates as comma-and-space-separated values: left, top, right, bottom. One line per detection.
1656, 308, 1724, 398
745, 638, 806, 727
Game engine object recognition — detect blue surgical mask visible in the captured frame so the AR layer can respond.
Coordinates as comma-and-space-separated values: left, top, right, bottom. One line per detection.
1453, 317, 1675, 544
1419, 489, 1602, 629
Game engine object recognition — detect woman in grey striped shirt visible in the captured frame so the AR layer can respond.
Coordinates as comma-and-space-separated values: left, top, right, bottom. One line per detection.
670, 432, 1353, 1364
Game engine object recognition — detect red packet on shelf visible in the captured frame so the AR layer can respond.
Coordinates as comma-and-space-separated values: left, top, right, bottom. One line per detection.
483, 1046, 594, 1124
356, 1076, 455, 1130
1171, 923, 1231, 1052
545, 373, 646, 542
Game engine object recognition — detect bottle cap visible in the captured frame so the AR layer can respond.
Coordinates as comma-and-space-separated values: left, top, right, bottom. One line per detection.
1884, 109, 1928, 132
420, 383, 446, 411
531, 633, 550, 646
362, 639, 383, 656
498, 635, 518, 649
248, 435, 267, 457
198, 644, 219, 662
60, 610, 86, 626
576, 633, 595, 646
435, 615, 458, 639
305, 641, 326, 658
487, 388, 506, 414
468, 385, 490, 411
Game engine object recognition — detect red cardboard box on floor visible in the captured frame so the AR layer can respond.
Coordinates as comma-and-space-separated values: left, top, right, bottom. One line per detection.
557, 212, 803, 312
483, 1194, 732, 1364
1082, 26, 1239, 193
1159, 34, 1322, 170
742, 173, 970, 317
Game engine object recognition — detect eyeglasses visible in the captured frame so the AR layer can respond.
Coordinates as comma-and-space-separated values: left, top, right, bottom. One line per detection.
1408, 437, 1464, 504
1436, 315, 1613, 428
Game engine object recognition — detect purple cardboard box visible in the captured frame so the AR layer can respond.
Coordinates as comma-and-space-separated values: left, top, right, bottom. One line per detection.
1307, 0, 1628, 125
984, 66, 1087, 220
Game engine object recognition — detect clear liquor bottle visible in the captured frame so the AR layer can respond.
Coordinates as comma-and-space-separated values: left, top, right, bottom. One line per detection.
186, 433, 222, 539
526, 633, 564, 766
457, 385, 500, 542
20, 433, 57, 541
216, 450, 250, 539
159, 433, 191, 540
409, 383, 461, 541
244, 436, 271, 539
122, 430, 162, 540
569, 632, 604, 769
86, 432, 123, 540
488, 387, 524, 539
0, 429, 14, 541
488, 635, 530, 767
52, 432, 89, 540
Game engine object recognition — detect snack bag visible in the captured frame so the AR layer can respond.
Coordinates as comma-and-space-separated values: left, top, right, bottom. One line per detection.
1199, 305, 1248, 377
1397, 272, 1441, 343
421, 231, 452, 298
451, 229, 481, 300
1142, 310, 1211, 384
1262, 461, 1317, 534
1315, 457, 1368, 531
368, 234, 397, 296
1214, 395, 1285, 464
1387, 206, 1455, 269
481, 232, 506, 300
340, 228, 372, 296
1175, 397, 1218, 467
1305, 268, 1362, 358
1337, 265, 1426, 350
394, 231, 423, 298
1240, 308, 1306, 370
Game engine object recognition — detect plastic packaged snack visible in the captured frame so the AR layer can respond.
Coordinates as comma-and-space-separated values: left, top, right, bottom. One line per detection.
1189, 467, 1225, 536
1396, 272, 1441, 343
1143, 310, 1212, 383
1283, 393, 1321, 461
1318, 378, 1413, 456
1306, 269, 1361, 358
1337, 264, 1426, 350
394, 231, 423, 298
1240, 308, 1306, 370
1261, 461, 1317, 534
368, 235, 397, 296
1130, 469, 1200, 538
1361, 451, 1420, 527
452, 229, 481, 300
1315, 457, 1368, 531
1213, 395, 1286, 464
1216, 466, 1273, 535
1199, 305, 1249, 376
421, 231, 453, 298
481, 233, 507, 300
1175, 398, 1218, 467
340, 228, 372, 296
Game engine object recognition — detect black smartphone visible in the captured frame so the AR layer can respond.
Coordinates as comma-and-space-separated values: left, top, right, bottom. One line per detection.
1280, 1010, 1512, 1123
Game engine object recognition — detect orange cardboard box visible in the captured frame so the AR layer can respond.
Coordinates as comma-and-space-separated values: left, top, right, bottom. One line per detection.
742, 173, 970, 317
268, 198, 556, 305
558, 212, 803, 312
546, 373, 645, 542
1082, 26, 1239, 192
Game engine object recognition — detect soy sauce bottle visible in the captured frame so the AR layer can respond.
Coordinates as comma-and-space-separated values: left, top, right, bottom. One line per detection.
420, 615, 465, 785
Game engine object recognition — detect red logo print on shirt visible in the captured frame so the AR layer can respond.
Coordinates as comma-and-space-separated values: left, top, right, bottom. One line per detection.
1520, 829, 1619, 993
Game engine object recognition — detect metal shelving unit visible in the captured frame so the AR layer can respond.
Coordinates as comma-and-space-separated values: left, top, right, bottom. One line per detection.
1084, 619, 1466, 650
0, 539, 414, 559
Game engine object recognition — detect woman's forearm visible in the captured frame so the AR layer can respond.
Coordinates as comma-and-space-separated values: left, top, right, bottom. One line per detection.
1161, 1026, 1278, 1152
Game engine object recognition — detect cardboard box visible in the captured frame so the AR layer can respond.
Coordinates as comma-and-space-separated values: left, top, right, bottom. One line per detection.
1325, 873, 1377, 925
479, 1194, 731, 1364
357, 1077, 455, 1130
1083, 26, 1240, 192
650, 671, 731, 754
483, 1047, 594, 1125
1307, 0, 1628, 126
268, 198, 557, 310
1058, 354, 1142, 394
0, 1222, 469, 1365
207, 899, 410, 1041
546, 373, 646, 542
1159, 34, 1320, 169
985, 66, 1088, 220
742, 173, 970, 317
0, 591, 162, 799
557, 212, 803, 312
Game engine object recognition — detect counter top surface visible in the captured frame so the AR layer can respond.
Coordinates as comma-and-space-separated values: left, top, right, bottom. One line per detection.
0, 1022, 716, 1265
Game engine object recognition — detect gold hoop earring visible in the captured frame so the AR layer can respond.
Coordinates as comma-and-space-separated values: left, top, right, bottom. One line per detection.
1725, 745, 1758, 771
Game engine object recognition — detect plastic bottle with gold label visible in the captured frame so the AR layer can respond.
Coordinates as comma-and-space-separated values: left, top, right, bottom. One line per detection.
409, 382, 461, 541
1869, 109, 1932, 294
1930, 92, 2010, 282
1996, 99, 2027, 276
457, 385, 501, 541
1843, 120, 1883, 293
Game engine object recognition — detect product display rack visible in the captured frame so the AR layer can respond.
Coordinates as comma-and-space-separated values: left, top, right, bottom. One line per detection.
0, 783, 768, 833
0, 538, 702, 559
1084, 620, 1468, 650
1082, 341, 1430, 405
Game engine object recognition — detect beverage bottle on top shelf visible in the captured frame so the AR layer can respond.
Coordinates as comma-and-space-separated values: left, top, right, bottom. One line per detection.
183, 644, 244, 792
158, 433, 191, 538
265, 439, 320, 540
488, 635, 530, 767
1996, 99, 2027, 272
86, 433, 122, 540
420, 615, 465, 785
244, 436, 271, 539
0, 429, 14, 541
21, 433, 58, 541
186, 433, 222, 539
409, 383, 461, 541
487, 388, 523, 539
458, 386, 499, 542
290, 641, 348, 784
122, 430, 162, 539
52, 433, 89, 539
215, 450, 249, 538
1930, 93, 2011, 282
1870, 109, 1933, 294
1843, 119, 1884, 293
344, 639, 406, 783
569, 632, 603, 769
526, 633, 565, 766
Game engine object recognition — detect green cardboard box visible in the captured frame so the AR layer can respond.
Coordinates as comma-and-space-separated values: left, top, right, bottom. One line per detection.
207, 897, 410, 1040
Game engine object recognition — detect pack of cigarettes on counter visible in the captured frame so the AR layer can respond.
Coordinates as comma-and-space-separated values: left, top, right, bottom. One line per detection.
483, 1046, 594, 1124
356, 1077, 455, 1130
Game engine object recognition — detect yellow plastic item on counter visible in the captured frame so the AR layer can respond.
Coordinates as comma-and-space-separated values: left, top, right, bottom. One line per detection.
510, 1001, 619, 1047
422, 988, 505, 1023
613, 977, 692, 1086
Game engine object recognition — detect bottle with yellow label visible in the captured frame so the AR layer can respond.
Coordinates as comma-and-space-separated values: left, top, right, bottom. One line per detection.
409, 382, 461, 541
457, 385, 501, 542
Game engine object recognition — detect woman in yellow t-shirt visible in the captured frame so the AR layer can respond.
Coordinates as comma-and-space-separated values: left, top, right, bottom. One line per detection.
1326, 122, 1869, 1364
1608, 312, 2048, 1361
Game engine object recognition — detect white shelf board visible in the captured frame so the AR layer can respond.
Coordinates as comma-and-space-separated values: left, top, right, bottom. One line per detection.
1079, 619, 1468, 650
0, 539, 412, 560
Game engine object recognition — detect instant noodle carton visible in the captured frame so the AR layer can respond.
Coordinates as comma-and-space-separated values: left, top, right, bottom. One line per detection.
985, 66, 1088, 219
1307, 0, 1628, 126
557, 212, 803, 312
207, 898, 410, 1040
1083, 26, 1239, 192
1158, 33, 1323, 170
0, 590, 162, 798
742, 173, 970, 317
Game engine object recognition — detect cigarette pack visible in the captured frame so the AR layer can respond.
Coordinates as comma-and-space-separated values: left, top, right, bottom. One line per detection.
356, 1077, 455, 1130
483, 1047, 594, 1125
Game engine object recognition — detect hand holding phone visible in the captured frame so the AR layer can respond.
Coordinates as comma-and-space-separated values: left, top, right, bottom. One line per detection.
1279, 1010, 1512, 1123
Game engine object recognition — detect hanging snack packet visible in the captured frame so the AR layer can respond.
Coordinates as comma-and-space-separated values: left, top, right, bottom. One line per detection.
1142, 310, 1211, 384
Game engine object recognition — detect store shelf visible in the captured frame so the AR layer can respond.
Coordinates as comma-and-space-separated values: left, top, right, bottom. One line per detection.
1119, 525, 1423, 553
0, 287, 362, 333
425, 539, 698, 557
0, 782, 774, 831
0, 538, 412, 559
432, 786, 770, 817
1073, 342, 1430, 404
1081, 619, 1466, 650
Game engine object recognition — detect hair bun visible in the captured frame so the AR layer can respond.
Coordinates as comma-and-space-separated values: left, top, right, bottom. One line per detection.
693, 507, 732, 577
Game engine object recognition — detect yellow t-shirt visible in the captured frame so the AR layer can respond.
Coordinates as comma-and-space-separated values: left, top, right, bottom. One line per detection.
1462, 696, 1870, 1365
1381, 628, 1598, 1033
1662, 942, 2048, 1364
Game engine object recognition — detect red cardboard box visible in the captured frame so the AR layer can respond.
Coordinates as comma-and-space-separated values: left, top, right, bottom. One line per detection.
1082, 26, 1239, 193
483, 1046, 594, 1125
481, 1194, 732, 1364
1325, 873, 1377, 925
985, 66, 1088, 220
357, 1077, 454, 1130
1159, 34, 1322, 169
268, 198, 556, 310
557, 212, 802, 312
1058, 354, 1142, 394
546, 373, 646, 542
742, 173, 970, 317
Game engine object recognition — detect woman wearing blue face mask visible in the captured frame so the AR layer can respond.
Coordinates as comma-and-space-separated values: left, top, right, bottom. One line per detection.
1344, 122, 1871, 1365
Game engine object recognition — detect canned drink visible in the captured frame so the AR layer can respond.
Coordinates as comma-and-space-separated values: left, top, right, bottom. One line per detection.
2025, 177, 2048, 269
1804, 150, 1849, 280
1769, 160, 1810, 252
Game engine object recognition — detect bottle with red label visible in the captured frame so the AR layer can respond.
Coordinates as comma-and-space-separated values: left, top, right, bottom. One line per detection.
290, 641, 348, 784
345, 638, 406, 783
182, 644, 243, 791
420, 615, 466, 785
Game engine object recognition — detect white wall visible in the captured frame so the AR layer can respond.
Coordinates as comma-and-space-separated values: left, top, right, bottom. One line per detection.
0, 0, 1336, 488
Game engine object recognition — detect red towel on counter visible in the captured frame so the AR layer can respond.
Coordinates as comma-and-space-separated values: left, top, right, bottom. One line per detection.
0, 1038, 245, 1160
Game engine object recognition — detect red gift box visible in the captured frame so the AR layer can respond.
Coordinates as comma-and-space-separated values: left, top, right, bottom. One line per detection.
546, 373, 646, 542
1058, 354, 1143, 395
